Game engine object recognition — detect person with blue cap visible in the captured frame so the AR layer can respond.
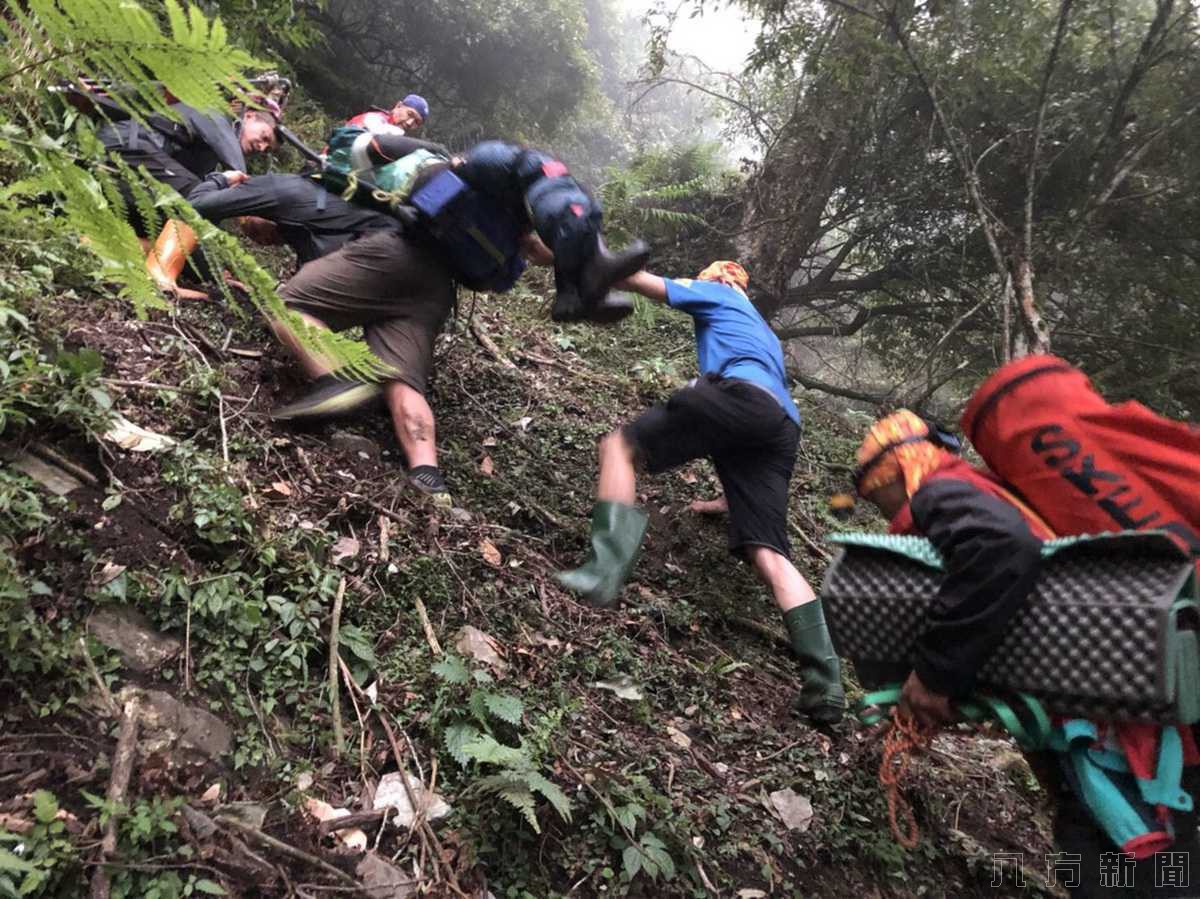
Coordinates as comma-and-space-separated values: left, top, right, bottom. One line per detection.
347, 94, 429, 136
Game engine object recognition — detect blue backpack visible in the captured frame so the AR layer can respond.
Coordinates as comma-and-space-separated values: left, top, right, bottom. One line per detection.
410, 169, 527, 292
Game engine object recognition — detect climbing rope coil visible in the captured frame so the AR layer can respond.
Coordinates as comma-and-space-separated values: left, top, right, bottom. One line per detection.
878, 707, 931, 849
860, 685, 1055, 847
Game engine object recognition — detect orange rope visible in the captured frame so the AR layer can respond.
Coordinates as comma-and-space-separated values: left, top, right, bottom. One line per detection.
878, 707, 934, 849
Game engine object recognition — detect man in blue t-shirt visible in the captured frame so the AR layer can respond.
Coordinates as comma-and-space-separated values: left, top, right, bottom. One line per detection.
556, 261, 844, 724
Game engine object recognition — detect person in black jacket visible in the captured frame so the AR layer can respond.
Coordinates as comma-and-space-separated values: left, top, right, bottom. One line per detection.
98, 100, 281, 298
852, 409, 1051, 728
185, 131, 451, 268
188, 173, 397, 266
853, 410, 1200, 898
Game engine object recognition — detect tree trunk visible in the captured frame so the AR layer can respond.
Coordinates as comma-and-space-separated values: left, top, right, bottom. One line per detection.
1013, 256, 1051, 356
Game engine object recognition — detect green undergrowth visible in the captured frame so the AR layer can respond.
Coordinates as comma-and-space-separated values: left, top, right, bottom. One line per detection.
0, 250, 1047, 896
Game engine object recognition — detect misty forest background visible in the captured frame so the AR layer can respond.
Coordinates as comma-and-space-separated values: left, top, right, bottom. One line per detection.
1, 1, 1199, 897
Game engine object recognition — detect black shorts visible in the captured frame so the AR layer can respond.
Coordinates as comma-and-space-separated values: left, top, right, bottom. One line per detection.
624, 373, 801, 559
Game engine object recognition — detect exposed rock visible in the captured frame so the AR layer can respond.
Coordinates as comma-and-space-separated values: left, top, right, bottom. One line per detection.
356, 851, 418, 897
9, 451, 82, 495
330, 431, 381, 462
103, 415, 176, 452
88, 606, 181, 672
116, 687, 232, 762
769, 788, 814, 832
374, 772, 452, 827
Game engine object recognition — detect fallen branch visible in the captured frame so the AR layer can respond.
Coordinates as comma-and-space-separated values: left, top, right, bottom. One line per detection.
413, 597, 443, 656
329, 578, 346, 757
215, 815, 365, 893
28, 442, 99, 487
470, 317, 519, 371
373, 706, 469, 899
78, 636, 118, 716
297, 446, 323, 486
516, 350, 613, 387
790, 520, 833, 563
725, 615, 791, 653
100, 378, 249, 403
317, 807, 389, 837
91, 699, 140, 899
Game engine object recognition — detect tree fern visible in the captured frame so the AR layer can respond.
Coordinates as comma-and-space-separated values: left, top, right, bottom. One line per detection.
2, 0, 260, 121
1, 0, 385, 375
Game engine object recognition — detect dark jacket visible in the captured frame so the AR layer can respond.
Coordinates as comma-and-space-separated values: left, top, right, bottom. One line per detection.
98, 102, 245, 201
892, 459, 1049, 698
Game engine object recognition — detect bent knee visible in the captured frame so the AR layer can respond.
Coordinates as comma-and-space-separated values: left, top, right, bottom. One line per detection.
748, 544, 789, 576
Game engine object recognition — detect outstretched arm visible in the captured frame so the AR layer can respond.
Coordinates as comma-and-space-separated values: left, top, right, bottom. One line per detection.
616, 271, 667, 303
367, 133, 450, 163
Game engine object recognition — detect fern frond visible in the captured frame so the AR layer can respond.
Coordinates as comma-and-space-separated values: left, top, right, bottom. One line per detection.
474, 775, 539, 832
636, 207, 708, 229
11, 0, 262, 121
483, 691, 524, 726
443, 722, 482, 768
31, 153, 163, 312
462, 733, 528, 767
524, 771, 572, 823
636, 175, 710, 203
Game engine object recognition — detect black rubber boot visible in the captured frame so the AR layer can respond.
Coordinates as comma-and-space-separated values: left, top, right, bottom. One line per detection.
270, 372, 383, 422
555, 501, 648, 608
585, 292, 636, 325
784, 601, 846, 725
579, 237, 650, 306
550, 268, 586, 322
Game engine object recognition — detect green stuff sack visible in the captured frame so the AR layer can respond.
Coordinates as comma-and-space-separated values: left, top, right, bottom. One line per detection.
319, 125, 443, 210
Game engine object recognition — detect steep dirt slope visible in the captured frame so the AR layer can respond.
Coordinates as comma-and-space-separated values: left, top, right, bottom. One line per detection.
0, 274, 1055, 897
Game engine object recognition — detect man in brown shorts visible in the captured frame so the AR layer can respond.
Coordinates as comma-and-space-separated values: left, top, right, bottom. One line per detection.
265, 138, 648, 503
269, 227, 457, 499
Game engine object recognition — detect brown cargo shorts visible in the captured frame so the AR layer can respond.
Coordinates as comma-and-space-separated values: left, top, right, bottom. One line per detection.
280, 229, 455, 394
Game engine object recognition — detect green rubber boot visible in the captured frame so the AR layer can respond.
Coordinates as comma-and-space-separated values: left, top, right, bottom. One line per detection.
784, 600, 846, 725
555, 501, 648, 608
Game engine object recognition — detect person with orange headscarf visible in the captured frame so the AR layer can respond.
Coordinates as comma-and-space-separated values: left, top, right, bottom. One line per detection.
556, 261, 845, 724
855, 410, 1200, 898
853, 409, 1054, 726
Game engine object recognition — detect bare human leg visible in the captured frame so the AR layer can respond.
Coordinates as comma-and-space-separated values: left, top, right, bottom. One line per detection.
268, 311, 338, 380
596, 429, 637, 505
383, 381, 438, 471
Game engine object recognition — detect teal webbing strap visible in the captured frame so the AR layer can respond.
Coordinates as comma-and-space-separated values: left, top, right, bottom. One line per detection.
856, 687, 903, 726
854, 683, 1051, 750
1138, 727, 1192, 812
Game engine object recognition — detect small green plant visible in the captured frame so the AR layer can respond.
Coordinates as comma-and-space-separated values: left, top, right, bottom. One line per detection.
431, 654, 571, 833
587, 775, 680, 887
0, 790, 81, 897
